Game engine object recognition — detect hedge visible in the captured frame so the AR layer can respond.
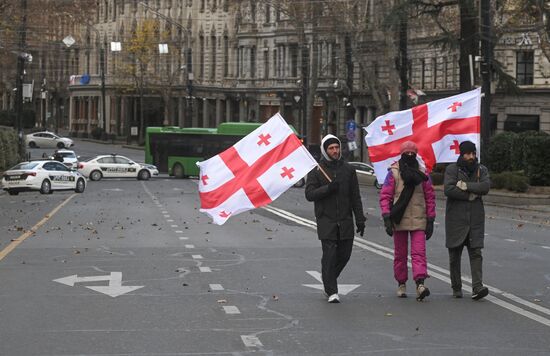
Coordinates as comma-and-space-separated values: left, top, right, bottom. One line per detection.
487, 131, 550, 186
490, 171, 530, 193
0, 127, 22, 172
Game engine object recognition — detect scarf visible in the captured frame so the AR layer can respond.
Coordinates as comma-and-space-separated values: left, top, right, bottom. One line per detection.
457, 156, 479, 177
390, 155, 428, 224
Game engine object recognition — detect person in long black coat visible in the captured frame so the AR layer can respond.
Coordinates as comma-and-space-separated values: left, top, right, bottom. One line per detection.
305, 134, 366, 303
444, 141, 491, 300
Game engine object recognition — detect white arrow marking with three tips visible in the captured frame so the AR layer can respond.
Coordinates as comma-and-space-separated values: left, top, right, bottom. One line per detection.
53, 272, 144, 297
302, 270, 360, 295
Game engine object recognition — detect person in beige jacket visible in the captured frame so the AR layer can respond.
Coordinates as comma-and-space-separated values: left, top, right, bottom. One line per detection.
379, 141, 436, 301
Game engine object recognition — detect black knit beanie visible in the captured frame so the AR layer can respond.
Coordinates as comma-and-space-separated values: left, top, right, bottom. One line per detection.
323, 137, 340, 152
459, 141, 476, 155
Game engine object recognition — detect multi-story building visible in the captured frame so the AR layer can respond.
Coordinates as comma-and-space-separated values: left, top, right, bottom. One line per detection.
66, 0, 549, 151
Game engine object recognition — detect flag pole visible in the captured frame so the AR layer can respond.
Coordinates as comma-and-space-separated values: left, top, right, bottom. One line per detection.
317, 164, 332, 183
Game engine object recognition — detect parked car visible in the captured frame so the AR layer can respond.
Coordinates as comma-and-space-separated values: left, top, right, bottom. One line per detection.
51, 149, 79, 169
77, 154, 159, 181
1, 160, 86, 195
348, 161, 381, 189
26, 131, 74, 149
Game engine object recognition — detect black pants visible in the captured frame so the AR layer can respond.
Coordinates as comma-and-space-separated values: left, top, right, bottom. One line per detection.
321, 238, 354, 296
448, 239, 483, 292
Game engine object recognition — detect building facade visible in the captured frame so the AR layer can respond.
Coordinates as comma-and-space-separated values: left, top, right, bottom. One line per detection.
65, 0, 550, 151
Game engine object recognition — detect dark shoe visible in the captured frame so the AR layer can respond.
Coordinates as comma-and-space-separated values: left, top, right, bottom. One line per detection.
472, 286, 489, 300
416, 283, 430, 301
453, 289, 463, 298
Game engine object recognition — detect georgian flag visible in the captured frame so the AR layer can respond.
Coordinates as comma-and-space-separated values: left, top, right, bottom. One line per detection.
197, 113, 318, 225
364, 88, 481, 184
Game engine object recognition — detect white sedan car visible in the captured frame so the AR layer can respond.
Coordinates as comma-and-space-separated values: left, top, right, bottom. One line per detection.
51, 149, 79, 169
1, 160, 86, 195
349, 161, 382, 189
26, 131, 74, 149
78, 154, 159, 181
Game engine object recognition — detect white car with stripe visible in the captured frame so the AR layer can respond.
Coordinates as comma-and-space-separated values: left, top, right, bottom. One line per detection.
77, 154, 158, 181
1, 160, 86, 195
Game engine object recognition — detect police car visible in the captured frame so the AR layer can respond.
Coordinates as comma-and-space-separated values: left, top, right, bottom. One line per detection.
1, 160, 86, 195
77, 154, 159, 181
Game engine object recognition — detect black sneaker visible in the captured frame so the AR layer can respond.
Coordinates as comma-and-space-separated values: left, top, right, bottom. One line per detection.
416, 283, 430, 301
453, 289, 463, 298
472, 286, 489, 300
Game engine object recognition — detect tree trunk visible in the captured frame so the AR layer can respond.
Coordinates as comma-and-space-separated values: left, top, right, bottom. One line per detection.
459, 0, 478, 91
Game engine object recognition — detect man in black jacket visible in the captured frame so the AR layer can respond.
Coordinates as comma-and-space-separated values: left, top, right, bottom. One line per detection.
305, 134, 366, 303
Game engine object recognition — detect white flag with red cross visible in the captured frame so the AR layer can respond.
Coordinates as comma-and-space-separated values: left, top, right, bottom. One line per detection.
197, 113, 318, 225
364, 88, 481, 184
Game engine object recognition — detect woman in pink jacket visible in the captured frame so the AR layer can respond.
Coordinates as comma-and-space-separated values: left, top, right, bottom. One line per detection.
379, 141, 436, 301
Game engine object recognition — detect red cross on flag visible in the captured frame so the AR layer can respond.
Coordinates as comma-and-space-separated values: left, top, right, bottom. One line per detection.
197, 113, 318, 225
365, 88, 481, 184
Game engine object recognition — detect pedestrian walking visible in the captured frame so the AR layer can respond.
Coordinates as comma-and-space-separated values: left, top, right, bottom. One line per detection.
379, 141, 436, 301
444, 140, 491, 300
305, 134, 366, 303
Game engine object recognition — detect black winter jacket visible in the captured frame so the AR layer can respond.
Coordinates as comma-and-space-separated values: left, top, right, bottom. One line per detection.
305, 158, 365, 240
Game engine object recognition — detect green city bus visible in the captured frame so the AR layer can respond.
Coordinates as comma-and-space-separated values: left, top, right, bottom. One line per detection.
146, 122, 297, 178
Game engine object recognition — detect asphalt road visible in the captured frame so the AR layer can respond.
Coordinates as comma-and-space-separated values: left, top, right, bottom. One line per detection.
1, 139, 549, 355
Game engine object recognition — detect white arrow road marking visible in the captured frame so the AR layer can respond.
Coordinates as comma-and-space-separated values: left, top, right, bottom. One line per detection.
53, 272, 144, 298
209, 284, 224, 291
102, 188, 123, 192
302, 270, 360, 295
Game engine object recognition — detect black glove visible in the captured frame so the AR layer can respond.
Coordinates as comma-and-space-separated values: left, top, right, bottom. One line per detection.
356, 222, 365, 237
383, 214, 393, 237
327, 180, 339, 193
425, 218, 434, 241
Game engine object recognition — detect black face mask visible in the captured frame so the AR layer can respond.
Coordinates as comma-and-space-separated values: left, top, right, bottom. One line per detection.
400, 153, 419, 169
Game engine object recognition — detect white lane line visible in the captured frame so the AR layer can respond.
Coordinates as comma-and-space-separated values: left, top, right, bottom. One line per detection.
542, 246, 550, 250
223, 306, 241, 314
241, 335, 263, 348
185, 244, 195, 249
167, 219, 174, 222
171, 225, 178, 228
505, 239, 517, 242
262, 205, 550, 328
199, 266, 212, 272
210, 284, 224, 291
175, 230, 184, 233
163, 214, 170, 218
192, 254, 203, 259
178, 236, 189, 240
162, 211, 168, 214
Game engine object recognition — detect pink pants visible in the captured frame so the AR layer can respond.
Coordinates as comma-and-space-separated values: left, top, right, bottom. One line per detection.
393, 230, 428, 283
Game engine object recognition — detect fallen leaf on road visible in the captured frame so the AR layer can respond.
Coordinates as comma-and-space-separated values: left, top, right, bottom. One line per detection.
217, 299, 227, 304
272, 295, 279, 301
534, 299, 541, 302
385, 313, 393, 317
73, 250, 80, 254
517, 224, 524, 228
